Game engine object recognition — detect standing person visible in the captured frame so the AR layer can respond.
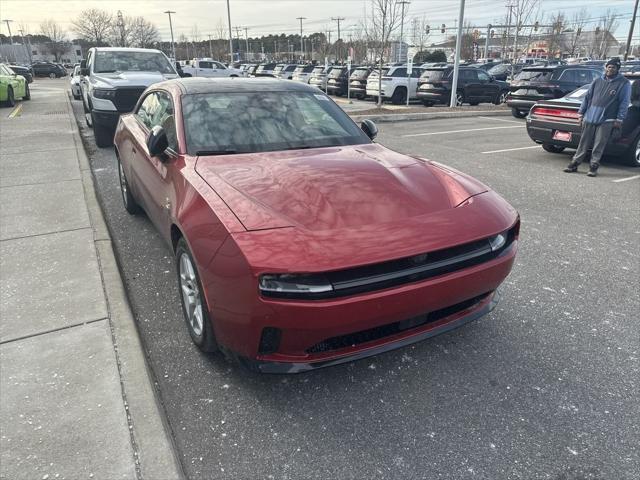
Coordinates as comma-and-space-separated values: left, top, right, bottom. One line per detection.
563, 58, 631, 177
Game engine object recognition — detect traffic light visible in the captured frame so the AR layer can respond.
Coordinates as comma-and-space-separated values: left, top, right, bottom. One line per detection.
441, 24, 446, 33
426, 25, 430, 34
595, 26, 601, 35
502, 30, 507, 39
491, 29, 495, 38
576, 27, 582, 36
534, 21, 539, 31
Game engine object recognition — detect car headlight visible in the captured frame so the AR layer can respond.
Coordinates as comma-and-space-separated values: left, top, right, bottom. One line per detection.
93, 88, 117, 100
259, 273, 333, 297
489, 231, 508, 251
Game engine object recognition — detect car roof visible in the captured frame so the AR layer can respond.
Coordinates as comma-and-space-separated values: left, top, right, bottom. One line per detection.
92, 47, 163, 54
165, 77, 321, 94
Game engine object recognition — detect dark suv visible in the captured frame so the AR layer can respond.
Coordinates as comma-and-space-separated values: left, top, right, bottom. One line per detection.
417, 66, 509, 106
507, 64, 602, 118
326, 65, 359, 97
348, 66, 373, 99
31, 62, 67, 78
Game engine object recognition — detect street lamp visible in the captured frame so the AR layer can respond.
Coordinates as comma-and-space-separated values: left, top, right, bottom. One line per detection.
3, 19, 16, 63
297, 17, 306, 60
164, 10, 176, 61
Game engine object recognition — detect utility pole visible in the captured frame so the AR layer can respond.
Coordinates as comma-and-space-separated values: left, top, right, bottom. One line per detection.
624, 0, 639, 61
504, 2, 514, 59
164, 11, 176, 61
398, 1, 410, 63
484, 24, 491, 60
116, 11, 126, 47
234, 26, 243, 60
449, 0, 465, 108
226, 0, 233, 63
18, 29, 31, 64
297, 17, 306, 60
244, 27, 250, 61
331, 17, 345, 61
207, 34, 213, 57
3, 19, 15, 63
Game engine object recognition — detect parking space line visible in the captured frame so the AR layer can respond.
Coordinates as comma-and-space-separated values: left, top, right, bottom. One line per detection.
482, 145, 541, 154
612, 175, 640, 183
402, 125, 524, 137
478, 116, 524, 124
7, 104, 23, 118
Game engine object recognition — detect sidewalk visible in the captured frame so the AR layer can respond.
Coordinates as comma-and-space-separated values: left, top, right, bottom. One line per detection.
0, 81, 181, 479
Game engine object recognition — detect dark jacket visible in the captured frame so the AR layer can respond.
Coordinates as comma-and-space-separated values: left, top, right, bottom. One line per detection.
579, 73, 631, 124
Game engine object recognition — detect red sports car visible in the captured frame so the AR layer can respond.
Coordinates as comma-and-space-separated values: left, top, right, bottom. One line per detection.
114, 78, 519, 373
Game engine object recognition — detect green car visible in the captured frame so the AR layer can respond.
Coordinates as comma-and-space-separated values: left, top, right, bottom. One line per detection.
0, 63, 30, 107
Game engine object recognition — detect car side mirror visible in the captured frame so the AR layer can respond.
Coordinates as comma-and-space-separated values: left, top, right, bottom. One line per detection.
80, 60, 89, 76
361, 119, 378, 140
147, 126, 169, 158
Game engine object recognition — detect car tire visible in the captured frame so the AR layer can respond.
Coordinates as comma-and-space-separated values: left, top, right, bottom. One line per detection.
624, 135, 640, 167
391, 87, 407, 105
422, 100, 435, 107
117, 156, 141, 214
5, 87, 15, 107
24, 83, 31, 101
511, 108, 527, 118
49, 72, 56, 79
91, 112, 113, 148
494, 91, 508, 105
542, 144, 565, 153
175, 237, 218, 353
469, 101, 480, 106
454, 91, 464, 106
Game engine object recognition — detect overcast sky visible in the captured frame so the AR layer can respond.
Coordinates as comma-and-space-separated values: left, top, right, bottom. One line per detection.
0, 0, 636, 42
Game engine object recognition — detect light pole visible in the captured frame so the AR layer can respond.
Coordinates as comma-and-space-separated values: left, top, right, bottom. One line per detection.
398, 1, 410, 63
226, 0, 233, 63
449, 0, 465, 108
297, 17, 306, 60
164, 11, 176, 61
244, 27, 250, 61
19, 29, 31, 64
624, 0, 639, 61
208, 34, 213, 57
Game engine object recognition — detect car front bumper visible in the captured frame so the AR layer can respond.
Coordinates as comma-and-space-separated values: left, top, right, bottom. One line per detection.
92, 109, 121, 130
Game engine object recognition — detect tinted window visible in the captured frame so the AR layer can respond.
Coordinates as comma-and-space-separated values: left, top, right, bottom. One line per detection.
199, 61, 213, 69
559, 69, 594, 84
461, 69, 478, 81
410, 68, 422, 78
329, 68, 346, 78
94, 51, 174, 74
181, 91, 370, 155
391, 68, 407, 77
516, 69, 554, 81
478, 71, 491, 81
420, 69, 450, 81
351, 68, 370, 79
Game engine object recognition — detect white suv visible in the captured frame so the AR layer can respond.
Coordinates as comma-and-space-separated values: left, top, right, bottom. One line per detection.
79, 47, 179, 148
292, 64, 316, 83
182, 58, 242, 77
366, 65, 424, 104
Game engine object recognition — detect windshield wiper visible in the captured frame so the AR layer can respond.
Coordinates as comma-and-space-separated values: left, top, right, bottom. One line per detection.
195, 149, 238, 156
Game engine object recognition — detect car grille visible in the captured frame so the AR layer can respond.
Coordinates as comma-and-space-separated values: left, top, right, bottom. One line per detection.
113, 87, 147, 112
306, 292, 492, 354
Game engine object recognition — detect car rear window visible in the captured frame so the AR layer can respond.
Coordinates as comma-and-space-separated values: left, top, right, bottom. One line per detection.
515, 69, 554, 82
312, 67, 326, 75
329, 67, 346, 78
420, 69, 450, 80
351, 68, 370, 79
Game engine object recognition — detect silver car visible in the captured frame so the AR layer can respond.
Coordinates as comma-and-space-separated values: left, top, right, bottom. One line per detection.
70, 65, 81, 100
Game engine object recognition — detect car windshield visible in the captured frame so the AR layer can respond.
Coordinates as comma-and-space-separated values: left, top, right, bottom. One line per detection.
515, 69, 553, 81
488, 64, 509, 75
420, 69, 450, 80
94, 51, 174, 74
182, 91, 370, 155
328, 68, 346, 78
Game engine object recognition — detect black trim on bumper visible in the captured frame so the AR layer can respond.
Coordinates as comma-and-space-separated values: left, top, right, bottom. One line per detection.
241, 290, 500, 374
91, 109, 120, 130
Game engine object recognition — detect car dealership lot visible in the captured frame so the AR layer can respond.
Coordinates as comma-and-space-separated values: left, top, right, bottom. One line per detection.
63, 81, 640, 480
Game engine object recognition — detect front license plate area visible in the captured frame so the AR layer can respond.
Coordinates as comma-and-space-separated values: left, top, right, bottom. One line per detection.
552, 131, 572, 142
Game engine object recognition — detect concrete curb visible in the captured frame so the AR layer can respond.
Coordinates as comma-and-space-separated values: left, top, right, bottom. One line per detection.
65, 94, 184, 480
350, 109, 512, 123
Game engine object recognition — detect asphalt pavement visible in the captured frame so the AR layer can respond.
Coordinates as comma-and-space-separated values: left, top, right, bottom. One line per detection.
65, 80, 640, 480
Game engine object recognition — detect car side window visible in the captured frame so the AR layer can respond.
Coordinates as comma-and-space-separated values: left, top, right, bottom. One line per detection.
392, 68, 407, 77
575, 70, 594, 84
411, 69, 422, 78
86, 51, 93, 71
136, 93, 161, 129
155, 92, 178, 151
478, 71, 491, 82
590, 70, 601, 82
213, 62, 224, 69
199, 61, 213, 69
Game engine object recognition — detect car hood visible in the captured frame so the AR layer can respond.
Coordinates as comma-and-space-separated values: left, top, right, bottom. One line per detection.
195, 144, 489, 232
92, 71, 179, 88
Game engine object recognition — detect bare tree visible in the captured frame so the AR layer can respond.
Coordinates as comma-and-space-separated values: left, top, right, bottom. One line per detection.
72, 9, 113, 46
545, 12, 565, 58
591, 10, 619, 59
110, 13, 133, 47
510, 0, 541, 61
362, 0, 403, 107
130, 17, 159, 48
40, 19, 69, 61
566, 8, 589, 57
411, 16, 431, 60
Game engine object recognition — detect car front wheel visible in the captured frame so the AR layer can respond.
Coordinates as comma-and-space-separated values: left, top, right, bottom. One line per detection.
175, 238, 218, 352
494, 91, 508, 105
542, 144, 565, 153
5, 87, 15, 107
117, 157, 141, 214
24, 83, 31, 101
511, 108, 527, 118
91, 112, 113, 148
49, 72, 56, 79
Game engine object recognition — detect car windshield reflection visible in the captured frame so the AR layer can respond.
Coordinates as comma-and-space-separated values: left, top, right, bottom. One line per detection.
182, 91, 370, 155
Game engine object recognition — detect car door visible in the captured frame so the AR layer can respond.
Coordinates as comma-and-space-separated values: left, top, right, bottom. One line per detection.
460, 69, 479, 101
477, 70, 497, 101
409, 68, 423, 98
128, 91, 178, 232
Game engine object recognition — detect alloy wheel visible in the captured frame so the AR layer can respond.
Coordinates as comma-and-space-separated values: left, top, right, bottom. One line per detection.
118, 161, 129, 208
455, 92, 464, 106
179, 253, 204, 337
